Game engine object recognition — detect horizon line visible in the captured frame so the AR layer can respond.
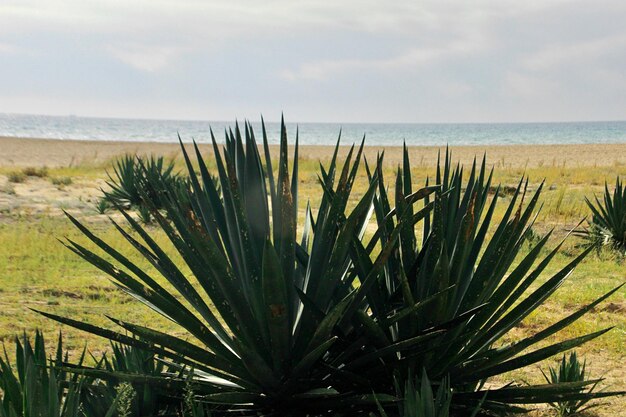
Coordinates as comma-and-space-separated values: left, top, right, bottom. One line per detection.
2, 112, 626, 126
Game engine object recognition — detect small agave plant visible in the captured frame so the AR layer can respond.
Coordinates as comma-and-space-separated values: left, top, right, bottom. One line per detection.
104, 154, 182, 210
0, 332, 82, 417
375, 371, 482, 417
575, 176, 626, 254
36, 120, 624, 416
0, 332, 125, 417
541, 352, 603, 417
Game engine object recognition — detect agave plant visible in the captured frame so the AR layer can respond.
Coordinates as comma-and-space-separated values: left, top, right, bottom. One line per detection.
94, 197, 110, 215
541, 352, 602, 416
39, 119, 428, 415
575, 177, 626, 253
91, 342, 173, 416
0, 331, 81, 417
0, 331, 119, 417
37, 122, 623, 416
345, 146, 624, 415
401, 372, 454, 417
136, 203, 152, 224
104, 154, 140, 208
374, 372, 456, 417
104, 154, 181, 210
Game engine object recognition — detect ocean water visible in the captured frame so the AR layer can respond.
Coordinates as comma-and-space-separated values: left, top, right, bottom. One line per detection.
1, 113, 625, 146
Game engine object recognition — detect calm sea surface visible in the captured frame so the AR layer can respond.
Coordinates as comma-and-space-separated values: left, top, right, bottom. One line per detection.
1, 113, 625, 146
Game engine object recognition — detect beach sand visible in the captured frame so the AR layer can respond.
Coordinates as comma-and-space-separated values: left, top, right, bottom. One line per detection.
2, 136, 626, 168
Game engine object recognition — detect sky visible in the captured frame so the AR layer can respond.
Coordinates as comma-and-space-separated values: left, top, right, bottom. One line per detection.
1, 0, 625, 123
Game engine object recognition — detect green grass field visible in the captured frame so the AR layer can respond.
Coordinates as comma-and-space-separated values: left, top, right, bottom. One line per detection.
0, 152, 624, 415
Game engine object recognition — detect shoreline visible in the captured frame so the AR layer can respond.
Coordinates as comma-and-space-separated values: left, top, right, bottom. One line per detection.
2, 135, 626, 168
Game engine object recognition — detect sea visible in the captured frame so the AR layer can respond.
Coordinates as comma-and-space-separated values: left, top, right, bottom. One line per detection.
1, 113, 625, 146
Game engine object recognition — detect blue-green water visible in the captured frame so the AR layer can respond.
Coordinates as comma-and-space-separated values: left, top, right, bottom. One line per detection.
1, 113, 625, 146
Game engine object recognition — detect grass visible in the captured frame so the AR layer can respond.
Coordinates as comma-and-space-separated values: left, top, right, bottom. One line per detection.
22, 166, 49, 178
0, 217, 180, 360
0, 161, 110, 180
7, 171, 26, 183
50, 176, 73, 187
0, 151, 624, 415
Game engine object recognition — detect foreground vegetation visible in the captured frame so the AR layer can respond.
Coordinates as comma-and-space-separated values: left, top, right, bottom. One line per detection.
0, 126, 624, 415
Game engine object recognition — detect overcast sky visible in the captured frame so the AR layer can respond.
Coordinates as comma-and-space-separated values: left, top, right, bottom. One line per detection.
1, 1, 625, 123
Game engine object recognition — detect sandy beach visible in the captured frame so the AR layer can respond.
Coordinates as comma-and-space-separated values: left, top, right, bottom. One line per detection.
2, 136, 626, 168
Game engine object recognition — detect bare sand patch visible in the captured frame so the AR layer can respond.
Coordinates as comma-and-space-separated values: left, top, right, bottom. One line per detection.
0, 175, 104, 220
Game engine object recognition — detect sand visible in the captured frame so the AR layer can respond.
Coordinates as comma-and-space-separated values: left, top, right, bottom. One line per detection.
1, 136, 626, 168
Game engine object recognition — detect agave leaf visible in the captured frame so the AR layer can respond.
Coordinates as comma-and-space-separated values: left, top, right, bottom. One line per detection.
342, 330, 446, 372
262, 240, 291, 374
460, 328, 612, 382
466, 283, 624, 373
106, 317, 250, 384
197, 391, 263, 405
458, 380, 623, 403
291, 337, 338, 378
466, 244, 595, 357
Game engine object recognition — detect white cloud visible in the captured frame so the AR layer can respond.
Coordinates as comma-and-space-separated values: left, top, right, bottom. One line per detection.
0, 1, 577, 40
1, 0, 626, 122
439, 80, 473, 97
589, 67, 626, 89
0, 42, 15, 54
522, 34, 626, 72
106, 43, 185, 72
503, 72, 559, 99
281, 35, 491, 81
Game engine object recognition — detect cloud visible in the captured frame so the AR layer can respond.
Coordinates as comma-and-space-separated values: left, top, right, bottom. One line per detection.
439, 80, 473, 97
1, 0, 626, 122
106, 43, 185, 72
0, 1, 571, 42
503, 72, 559, 99
522, 34, 626, 72
508, 31, 626, 104
0, 42, 15, 54
281, 35, 491, 81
